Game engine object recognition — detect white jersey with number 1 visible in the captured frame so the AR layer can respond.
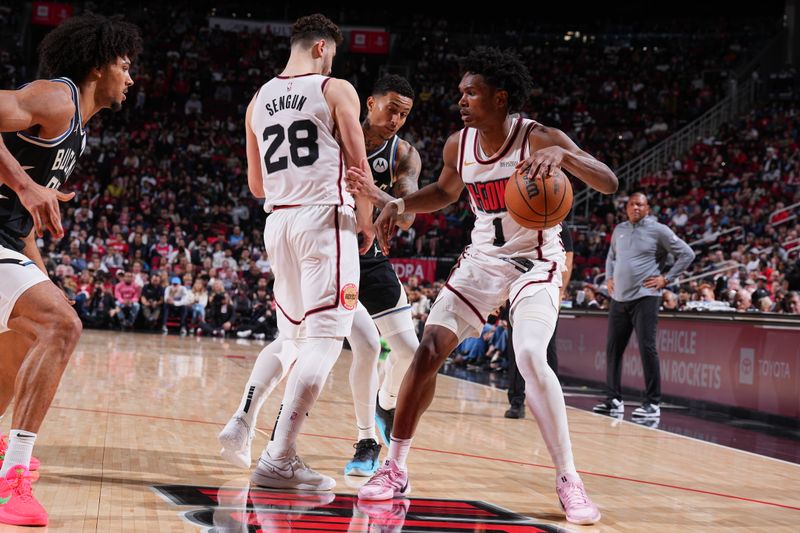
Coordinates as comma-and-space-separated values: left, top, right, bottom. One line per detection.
251, 73, 352, 212
458, 116, 563, 262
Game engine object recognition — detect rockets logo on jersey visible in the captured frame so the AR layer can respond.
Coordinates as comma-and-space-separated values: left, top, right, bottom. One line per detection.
466, 176, 510, 214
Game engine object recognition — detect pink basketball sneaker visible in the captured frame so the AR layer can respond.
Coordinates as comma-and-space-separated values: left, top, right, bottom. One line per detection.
0, 465, 48, 526
358, 459, 410, 501
357, 498, 410, 533
556, 473, 601, 525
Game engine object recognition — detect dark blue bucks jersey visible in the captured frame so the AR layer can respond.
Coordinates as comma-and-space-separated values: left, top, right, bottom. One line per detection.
0, 77, 86, 251
360, 135, 399, 270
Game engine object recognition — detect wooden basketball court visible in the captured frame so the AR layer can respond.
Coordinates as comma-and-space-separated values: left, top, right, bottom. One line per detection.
2, 330, 797, 532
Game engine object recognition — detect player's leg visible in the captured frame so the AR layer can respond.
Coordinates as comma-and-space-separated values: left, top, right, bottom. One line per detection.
0, 331, 28, 416
359, 251, 507, 501
1, 272, 80, 527
251, 205, 358, 491
344, 303, 381, 476
504, 324, 527, 419
251, 334, 345, 491
218, 336, 298, 468
357, 324, 460, 500
0, 332, 41, 473
372, 285, 418, 446
511, 288, 600, 525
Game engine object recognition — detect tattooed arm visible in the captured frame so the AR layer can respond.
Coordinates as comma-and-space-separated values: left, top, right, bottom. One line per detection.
345, 139, 421, 230
390, 140, 421, 230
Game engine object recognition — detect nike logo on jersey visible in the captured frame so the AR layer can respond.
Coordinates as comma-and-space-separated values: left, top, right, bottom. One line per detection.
464, 161, 477, 167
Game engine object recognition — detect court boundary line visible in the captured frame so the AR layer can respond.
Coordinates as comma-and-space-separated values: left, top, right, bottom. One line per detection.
437, 372, 800, 468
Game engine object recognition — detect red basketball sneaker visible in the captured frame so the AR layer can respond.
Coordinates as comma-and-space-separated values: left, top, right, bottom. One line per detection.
0, 465, 48, 526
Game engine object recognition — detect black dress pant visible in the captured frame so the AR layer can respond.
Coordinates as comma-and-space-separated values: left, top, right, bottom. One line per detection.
605, 296, 661, 404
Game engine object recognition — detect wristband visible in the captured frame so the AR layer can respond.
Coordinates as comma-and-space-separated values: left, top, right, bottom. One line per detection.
391, 198, 405, 215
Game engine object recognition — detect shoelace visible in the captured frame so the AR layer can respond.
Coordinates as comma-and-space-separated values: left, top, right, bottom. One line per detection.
290, 456, 309, 471
8, 468, 34, 503
366, 465, 402, 487
561, 481, 590, 507
352, 440, 379, 462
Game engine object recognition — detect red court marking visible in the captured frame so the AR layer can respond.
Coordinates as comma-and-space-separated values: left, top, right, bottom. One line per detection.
51, 405, 800, 512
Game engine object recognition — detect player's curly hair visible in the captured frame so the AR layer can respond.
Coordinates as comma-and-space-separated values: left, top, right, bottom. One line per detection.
371, 74, 414, 100
291, 14, 343, 47
459, 47, 533, 112
37, 13, 142, 82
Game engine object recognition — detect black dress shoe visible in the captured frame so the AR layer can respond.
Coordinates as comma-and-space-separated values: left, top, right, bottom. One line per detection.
504, 405, 525, 419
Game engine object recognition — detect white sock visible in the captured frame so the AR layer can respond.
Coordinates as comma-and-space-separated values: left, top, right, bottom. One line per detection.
379, 328, 418, 410
0, 429, 36, 476
235, 338, 297, 430
358, 425, 376, 441
513, 290, 578, 477
265, 337, 344, 459
387, 435, 412, 469
348, 304, 380, 442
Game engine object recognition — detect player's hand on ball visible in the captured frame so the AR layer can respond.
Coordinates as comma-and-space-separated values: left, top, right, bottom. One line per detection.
374, 202, 399, 256
516, 146, 565, 181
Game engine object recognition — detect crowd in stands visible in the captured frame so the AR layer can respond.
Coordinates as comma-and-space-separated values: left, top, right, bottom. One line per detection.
572, 99, 800, 316
1, 4, 797, 354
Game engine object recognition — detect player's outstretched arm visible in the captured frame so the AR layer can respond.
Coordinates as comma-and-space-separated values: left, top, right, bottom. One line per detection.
244, 96, 265, 199
0, 82, 77, 238
373, 132, 464, 254
517, 125, 618, 195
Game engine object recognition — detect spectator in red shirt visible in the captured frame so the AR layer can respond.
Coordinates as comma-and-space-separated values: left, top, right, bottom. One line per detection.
115, 272, 142, 329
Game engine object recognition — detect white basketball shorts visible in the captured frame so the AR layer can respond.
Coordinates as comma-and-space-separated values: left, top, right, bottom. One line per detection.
426, 246, 562, 342
263, 205, 360, 339
0, 244, 49, 333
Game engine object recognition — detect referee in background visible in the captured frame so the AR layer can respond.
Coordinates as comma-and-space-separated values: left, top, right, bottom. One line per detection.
593, 192, 695, 419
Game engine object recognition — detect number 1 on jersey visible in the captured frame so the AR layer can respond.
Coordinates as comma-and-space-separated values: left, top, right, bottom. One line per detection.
493, 218, 506, 246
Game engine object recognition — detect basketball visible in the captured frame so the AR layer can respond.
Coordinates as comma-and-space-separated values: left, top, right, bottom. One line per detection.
504, 167, 573, 229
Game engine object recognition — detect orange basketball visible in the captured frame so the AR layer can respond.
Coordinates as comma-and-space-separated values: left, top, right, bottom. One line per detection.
504, 167, 573, 229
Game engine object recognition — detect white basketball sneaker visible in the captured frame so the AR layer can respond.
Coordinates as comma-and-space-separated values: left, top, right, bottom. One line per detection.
251, 451, 336, 491
218, 416, 254, 469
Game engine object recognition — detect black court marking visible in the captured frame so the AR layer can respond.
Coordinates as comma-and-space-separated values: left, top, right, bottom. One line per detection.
153, 484, 572, 532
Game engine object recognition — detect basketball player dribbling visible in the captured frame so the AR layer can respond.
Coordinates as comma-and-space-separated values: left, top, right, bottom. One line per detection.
218, 74, 420, 479
355, 47, 618, 526
0, 14, 141, 526
223, 14, 374, 492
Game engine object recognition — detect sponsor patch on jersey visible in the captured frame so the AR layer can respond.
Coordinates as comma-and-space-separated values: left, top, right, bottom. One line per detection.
340, 283, 358, 310
372, 157, 389, 173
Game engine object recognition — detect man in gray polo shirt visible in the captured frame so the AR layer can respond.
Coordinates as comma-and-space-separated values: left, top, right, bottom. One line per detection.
593, 192, 695, 419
